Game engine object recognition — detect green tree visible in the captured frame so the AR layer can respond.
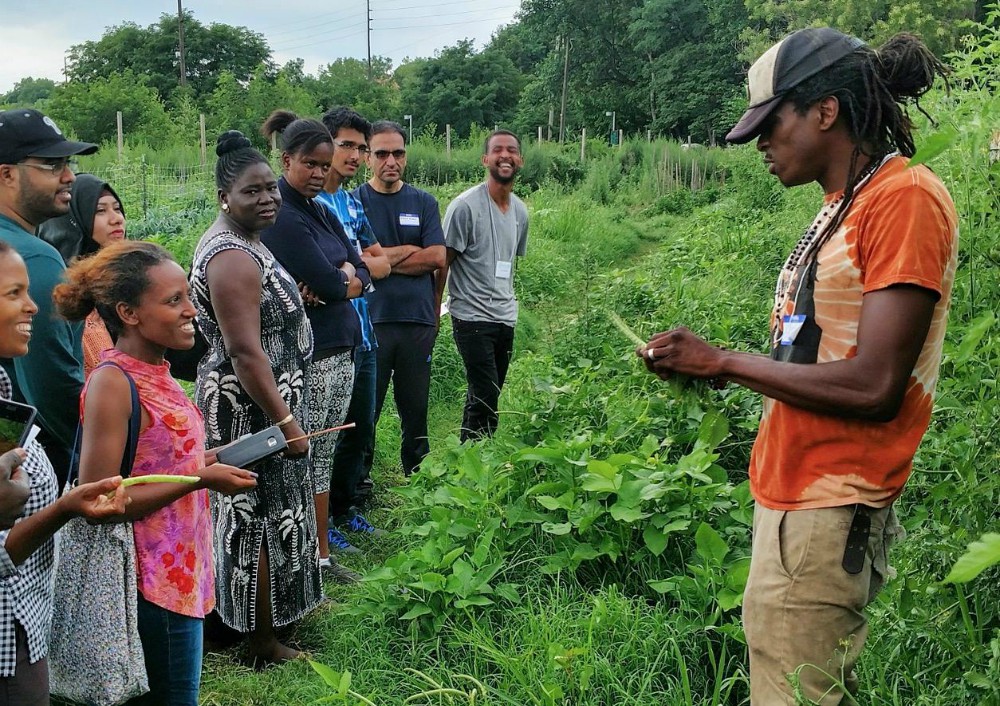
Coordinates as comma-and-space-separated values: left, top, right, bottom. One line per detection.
743, 0, 979, 58
631, 0, 749, 141
206, 68, 318, 150
506, 0, 649, 139
303, 57, 401, 122
46, 71, 170, 145
399, 40, 525, 137
68, 10, 271, 103
1, 77, 57, 106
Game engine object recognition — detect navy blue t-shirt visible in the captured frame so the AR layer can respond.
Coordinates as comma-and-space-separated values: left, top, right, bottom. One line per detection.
353, 183, 444, 326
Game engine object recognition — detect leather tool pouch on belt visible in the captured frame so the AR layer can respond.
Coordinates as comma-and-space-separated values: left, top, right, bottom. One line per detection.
842, 504, 872, 575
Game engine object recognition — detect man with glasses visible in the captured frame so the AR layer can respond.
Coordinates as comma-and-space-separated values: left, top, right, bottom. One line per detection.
316, 107, 389, 544
355, 121, 445, 477
0, 109, 96, 486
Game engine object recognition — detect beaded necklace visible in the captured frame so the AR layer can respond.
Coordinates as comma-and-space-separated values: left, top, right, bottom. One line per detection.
770, 152, 898, 346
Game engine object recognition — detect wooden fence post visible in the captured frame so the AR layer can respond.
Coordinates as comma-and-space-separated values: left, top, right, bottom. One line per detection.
446, 124, 452, 158
199, 113, 207, 166
580, 128, 587, 162
116, 111, 124, 161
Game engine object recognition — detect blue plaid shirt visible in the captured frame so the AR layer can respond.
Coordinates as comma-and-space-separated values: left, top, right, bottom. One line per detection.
316, 188, 378, 352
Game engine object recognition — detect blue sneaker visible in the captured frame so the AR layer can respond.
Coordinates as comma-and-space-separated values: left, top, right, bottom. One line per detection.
327, 527, 361, 554
344, 511, 386, 538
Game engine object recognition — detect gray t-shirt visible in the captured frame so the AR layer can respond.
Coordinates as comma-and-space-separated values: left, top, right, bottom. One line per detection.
442, 183, 529, 325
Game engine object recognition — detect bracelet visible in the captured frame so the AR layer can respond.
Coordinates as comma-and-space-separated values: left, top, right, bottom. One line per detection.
275, 414, 295, 428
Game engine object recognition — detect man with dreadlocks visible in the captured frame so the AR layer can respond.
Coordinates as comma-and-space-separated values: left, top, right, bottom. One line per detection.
637, 28, 957, 704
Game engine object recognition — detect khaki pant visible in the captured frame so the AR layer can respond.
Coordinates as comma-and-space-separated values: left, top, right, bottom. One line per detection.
743, 503, 903, 705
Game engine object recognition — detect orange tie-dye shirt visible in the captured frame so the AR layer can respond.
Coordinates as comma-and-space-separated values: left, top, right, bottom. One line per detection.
749, 157, 958, 510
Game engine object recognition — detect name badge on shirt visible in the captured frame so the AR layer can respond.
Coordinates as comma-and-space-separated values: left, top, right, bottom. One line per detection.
347, 202, 357, 219
495, 260, 512, 279
780, 314, 806, 345
399, 213, 420, 227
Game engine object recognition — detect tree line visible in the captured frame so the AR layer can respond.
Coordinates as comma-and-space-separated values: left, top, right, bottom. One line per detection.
2, 1, 989, 150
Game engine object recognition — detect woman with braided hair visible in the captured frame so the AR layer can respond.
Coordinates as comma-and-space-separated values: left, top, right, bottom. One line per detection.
637, 29, 957, 704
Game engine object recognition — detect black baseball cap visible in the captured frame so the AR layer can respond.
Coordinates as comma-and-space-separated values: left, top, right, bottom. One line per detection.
726, 28, 866, 144
0, 109, 98, 165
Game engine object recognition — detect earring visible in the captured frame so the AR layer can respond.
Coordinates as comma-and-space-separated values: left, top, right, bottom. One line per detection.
221, 202, 230, 212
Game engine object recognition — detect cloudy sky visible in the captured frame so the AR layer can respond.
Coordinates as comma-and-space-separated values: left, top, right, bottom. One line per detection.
2, 0, 523, 92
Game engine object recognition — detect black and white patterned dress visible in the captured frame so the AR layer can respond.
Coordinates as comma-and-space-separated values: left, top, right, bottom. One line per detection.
191, 228, 321, 632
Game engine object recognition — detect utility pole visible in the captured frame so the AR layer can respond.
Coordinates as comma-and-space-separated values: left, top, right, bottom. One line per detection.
177, 0, 187, 87
558, 37, 571, 143
366, 0, 373, 79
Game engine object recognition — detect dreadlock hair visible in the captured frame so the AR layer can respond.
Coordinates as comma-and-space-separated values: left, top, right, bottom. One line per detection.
785, 32, 949, 243
261, 110, 332, 157
53, 241, 176, 339
215, 130, 269, 192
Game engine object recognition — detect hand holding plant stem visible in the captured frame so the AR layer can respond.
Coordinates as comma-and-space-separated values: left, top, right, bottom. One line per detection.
63, 475, 129, 522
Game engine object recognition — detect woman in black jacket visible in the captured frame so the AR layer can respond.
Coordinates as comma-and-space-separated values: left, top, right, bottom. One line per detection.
260, 111, 370, 581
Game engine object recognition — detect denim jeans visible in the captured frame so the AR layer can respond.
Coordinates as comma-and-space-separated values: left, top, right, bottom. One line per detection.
129, 594, 203, 706
451, 318, 515, 442
330, 347, 377, 516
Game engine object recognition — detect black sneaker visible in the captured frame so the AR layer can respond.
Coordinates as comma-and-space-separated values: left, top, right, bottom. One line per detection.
319, 557, 360, 584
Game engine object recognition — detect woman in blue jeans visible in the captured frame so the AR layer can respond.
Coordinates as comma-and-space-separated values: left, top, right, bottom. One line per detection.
56, 241, 256, 704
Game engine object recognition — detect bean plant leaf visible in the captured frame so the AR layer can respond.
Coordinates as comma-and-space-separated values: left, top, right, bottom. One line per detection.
953, 312, 995, 366
401, 604, 434, 620
941, 533, 1000, 584
643, 524, 669, 556
908, 128, 959, 167
695, 522, 729, 565
717, 588, 743, 611
696, 411, 730, 451
308, 660, 343, 688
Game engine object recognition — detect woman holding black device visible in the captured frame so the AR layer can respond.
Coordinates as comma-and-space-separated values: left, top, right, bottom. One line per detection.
191, 131, 320, 666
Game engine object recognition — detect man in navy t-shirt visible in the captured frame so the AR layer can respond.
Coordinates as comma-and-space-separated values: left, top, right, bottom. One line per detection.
354, 121, 445, 476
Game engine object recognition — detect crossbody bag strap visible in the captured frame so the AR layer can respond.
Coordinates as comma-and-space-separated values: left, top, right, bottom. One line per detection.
69, 361, 142, 485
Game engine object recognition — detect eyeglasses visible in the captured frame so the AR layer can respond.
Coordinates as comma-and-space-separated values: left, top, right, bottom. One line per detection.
333, 141, 370, 156
372, 149, 407, 161
17, 158, 77, 174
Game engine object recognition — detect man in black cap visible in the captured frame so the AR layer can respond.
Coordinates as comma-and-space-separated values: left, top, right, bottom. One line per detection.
637, 29, 956, 703
0, 109, 97, 486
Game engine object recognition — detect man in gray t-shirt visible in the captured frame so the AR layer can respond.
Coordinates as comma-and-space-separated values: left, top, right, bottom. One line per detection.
439, 130, 529, 441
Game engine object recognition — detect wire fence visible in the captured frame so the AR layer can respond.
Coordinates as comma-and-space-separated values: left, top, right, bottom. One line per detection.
88, 161, 217, 219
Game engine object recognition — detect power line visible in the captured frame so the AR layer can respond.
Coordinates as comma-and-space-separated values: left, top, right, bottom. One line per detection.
267, 16, 358, 40
270, 20, 368, 52
377, 0, 503, 11
262, 3, 366, 33
376, 14, 517, 31
374, 6, 515, 21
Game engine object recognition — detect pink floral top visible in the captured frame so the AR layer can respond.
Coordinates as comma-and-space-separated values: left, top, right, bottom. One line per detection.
82, 349, 215, 618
